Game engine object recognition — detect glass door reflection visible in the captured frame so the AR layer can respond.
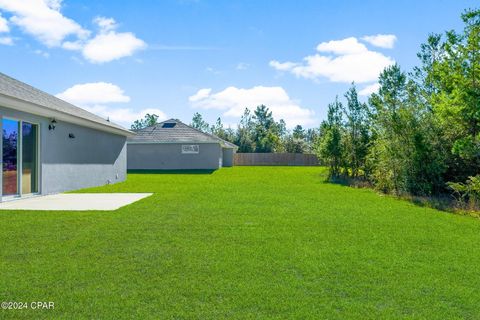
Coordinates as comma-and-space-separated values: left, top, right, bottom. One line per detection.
22, 122, 38, 194
2, 119, 19, 196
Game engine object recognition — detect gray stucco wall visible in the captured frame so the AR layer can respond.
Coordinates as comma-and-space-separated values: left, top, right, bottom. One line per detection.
41, 120, 127, 194
0, 105, 127, 197
222, 148, 234, 167
127, 143, 222, 170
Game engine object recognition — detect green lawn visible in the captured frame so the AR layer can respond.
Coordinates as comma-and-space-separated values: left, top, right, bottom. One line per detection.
1, 167, 480, 319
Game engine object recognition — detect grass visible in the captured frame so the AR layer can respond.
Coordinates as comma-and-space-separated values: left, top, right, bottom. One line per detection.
329, 175, 480, 218
1, 167, 480, 319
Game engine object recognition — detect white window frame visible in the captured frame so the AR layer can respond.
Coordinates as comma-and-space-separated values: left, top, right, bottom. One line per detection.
181, 144, 199, 154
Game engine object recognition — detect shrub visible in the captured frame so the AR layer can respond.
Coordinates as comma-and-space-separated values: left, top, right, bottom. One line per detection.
447, 175, 480, 210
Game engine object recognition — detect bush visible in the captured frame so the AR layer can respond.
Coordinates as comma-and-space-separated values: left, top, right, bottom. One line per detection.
447, 175, 480, 210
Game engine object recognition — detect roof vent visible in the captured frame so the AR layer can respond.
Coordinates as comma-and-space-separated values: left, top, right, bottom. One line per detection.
162, 123, 176, 128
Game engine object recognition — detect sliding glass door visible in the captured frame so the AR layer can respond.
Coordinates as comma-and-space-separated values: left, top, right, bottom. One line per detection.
2, 119, 39, 198
22, 122, 38, 194
2, 119, 19, 196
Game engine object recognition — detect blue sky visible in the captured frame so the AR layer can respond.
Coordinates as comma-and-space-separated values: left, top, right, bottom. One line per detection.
0, 0, 477, 129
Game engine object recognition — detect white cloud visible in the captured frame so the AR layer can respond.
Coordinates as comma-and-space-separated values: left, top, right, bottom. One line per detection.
80, 16, 146, 63
316, 37, 368, 55
149, 44, 219, 51
0, 3, 145, 63
56, 82, 130, 105
82, 32, 146, 63
93, 16, 117, 32
57, 82, 166, 127
83, 105, 167, 127
0, 36, 12, 45
0, 11, 13, 45
189, 88, 212, 102
44, 0, 62, 11
34, 49, 49, 58
62, 40, 83, 50
205, 66, 221, 75
359, 83, 380, 96
269, 60, 298, 71
361, 34, 397, 49
0, 12, 9, 32
236, 62, 249, 70
270, 37, 395, 84
189, 86, 316, 127
0, 0, 89, 47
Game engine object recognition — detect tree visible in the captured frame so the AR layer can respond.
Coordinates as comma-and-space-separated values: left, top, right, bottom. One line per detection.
342, 84, 371, 177
292, 125, 305, 139
190, 112, 210, 132
210, 117, 227, 140
235, 108, 255, 152
305, 128, 320, 153
369, 64, 445, 195
416, 8, 480, 183
252, 105, 282, 152
284, 135, 307, 153
131, 113, 159, 130
316, 97, 344, 177
281, 125, 311, 153
277, 119, 288, 139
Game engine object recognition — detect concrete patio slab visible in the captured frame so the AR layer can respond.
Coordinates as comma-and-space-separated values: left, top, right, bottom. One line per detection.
0, 193, 153, 211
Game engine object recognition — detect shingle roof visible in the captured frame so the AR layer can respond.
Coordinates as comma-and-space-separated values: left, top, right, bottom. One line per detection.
0, 72, 130, 134
128, 119, 238, 148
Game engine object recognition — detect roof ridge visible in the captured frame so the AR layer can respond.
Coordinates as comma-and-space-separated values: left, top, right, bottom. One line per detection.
167, 119, 238, 148
176, 119, 221, 139
127, 116, 237, 147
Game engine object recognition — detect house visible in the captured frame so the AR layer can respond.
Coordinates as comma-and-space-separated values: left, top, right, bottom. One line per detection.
0, 72, 132, 201
127, 119, 237, 170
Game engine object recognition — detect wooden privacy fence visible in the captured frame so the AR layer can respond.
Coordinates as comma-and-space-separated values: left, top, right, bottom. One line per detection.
234, 153, 320, 166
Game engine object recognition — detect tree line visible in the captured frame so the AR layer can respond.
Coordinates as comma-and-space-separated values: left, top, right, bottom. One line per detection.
317, 9, 480, 208
190, 106, 319, 153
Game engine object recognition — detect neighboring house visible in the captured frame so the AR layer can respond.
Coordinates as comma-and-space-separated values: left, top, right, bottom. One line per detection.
127, 119, 237, 170
0, 72, 132, 201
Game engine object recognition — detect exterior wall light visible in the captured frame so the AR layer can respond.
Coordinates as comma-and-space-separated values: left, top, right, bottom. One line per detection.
49, 119, 57, 130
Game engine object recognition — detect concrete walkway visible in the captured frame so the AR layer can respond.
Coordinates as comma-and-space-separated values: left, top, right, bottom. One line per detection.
0, 193, 153, 211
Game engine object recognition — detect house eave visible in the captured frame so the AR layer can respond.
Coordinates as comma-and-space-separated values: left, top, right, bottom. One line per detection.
127, 141, 222, 145
127, 141, 238, 149
0, 93, 134, 137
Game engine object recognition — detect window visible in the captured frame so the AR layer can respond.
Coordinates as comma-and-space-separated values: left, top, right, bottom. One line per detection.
182, 145, 199, 154
162, 123, 176, 128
